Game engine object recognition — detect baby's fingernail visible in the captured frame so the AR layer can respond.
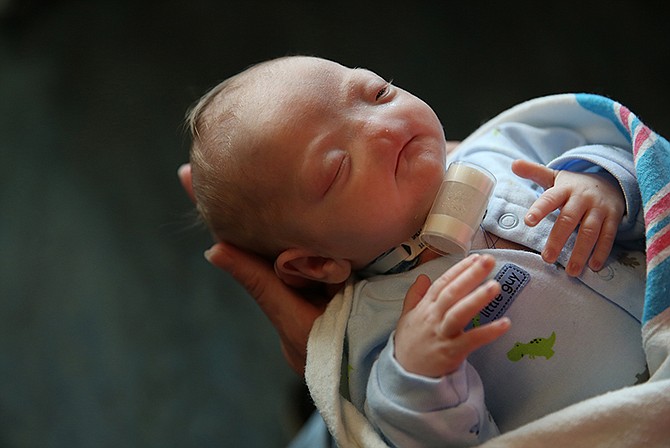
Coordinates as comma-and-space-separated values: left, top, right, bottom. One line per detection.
567, 261, 580, 276
542, 248, 555, 262
525, 213, 537, 225
590, 260, 602, 272
497, 317, 511, 329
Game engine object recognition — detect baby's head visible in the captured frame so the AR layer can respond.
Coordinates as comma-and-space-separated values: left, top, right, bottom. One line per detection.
188, 56, 447, 283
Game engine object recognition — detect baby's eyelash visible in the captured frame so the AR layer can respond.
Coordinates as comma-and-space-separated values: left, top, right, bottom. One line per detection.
375, 80, 393, 101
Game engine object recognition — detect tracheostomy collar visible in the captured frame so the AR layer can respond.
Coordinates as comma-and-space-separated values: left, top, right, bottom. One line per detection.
360, 227, 427, 276
360, 161, 496, 277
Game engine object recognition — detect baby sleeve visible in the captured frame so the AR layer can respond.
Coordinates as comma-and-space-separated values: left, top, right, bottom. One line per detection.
364, 333, 499, 448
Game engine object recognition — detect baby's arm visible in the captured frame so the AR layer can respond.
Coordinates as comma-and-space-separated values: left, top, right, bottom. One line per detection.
365, 254, 508, 447
512, 159, 625, 276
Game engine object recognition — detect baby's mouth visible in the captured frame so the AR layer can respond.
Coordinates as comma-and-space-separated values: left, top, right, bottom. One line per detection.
395, 136, 416, 176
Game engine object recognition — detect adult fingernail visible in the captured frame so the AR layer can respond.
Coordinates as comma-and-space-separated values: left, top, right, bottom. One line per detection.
204, 244, 234, 269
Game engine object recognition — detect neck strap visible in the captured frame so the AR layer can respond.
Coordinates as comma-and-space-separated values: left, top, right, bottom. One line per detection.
360, 227, 428, 276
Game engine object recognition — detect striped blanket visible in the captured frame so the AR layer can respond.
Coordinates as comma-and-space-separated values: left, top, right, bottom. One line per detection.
581, 94, 670, 325
305, 94, 670, 447
470, 93, 670, 447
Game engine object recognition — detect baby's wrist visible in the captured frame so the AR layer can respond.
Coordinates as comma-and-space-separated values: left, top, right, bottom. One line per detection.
393, 346, 461, 378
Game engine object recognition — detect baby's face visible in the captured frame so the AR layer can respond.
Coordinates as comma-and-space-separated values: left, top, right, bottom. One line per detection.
246, 57, 446, 268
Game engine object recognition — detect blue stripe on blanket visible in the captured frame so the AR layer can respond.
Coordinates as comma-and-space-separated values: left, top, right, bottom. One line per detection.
575, 93, 631, 141
634, 145, 660, 205
575, 93, 670, 325
647, 215, 670, 241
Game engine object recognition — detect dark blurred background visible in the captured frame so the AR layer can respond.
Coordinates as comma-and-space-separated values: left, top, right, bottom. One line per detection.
1, 0, 667, 447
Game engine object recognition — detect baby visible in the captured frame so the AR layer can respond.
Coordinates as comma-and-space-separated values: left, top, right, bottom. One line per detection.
186, 56, 647, 446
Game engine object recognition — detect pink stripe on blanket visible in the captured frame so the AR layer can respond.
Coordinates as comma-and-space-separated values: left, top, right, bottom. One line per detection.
618, 106, 631, 133
633, 126, 653, 159
646, 189, 670, 225
647, 225, 670, 268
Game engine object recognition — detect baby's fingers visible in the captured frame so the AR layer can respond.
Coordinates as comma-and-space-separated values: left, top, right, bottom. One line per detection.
440, 280, 501, 337
524, 187, 570, 228
401, 274, 432, 316
430, 255, 497, 316
542, 197, 589, 264
511, 159, 556, 189
587, 215, 620, 272
512, 160, 569, 227
458, 318, 511, 355
428, 253, 485, 297
565, 209, 605, 276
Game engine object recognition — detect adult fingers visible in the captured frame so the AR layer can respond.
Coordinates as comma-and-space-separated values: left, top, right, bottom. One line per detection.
177, 163, 196, 202
206, 242, 325, 376
205, 242, 276, 304
205, 242, 325, 320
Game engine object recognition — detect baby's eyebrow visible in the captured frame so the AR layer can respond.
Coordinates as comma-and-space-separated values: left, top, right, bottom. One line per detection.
340, 69, 360, 99
341, 67, 376, 101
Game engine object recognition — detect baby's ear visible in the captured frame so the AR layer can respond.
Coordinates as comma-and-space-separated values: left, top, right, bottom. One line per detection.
275, 249, 351, 285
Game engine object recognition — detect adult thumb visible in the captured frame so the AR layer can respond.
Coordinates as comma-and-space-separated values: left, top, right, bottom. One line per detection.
205, 242, 274, 302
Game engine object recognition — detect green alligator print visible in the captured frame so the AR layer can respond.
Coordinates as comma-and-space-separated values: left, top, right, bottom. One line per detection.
472, 313, 481, 328
507, 332, 556, 361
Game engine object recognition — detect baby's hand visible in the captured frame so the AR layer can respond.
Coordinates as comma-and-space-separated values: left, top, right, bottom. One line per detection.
394, 254, 511, 378
512, 159, 625, 276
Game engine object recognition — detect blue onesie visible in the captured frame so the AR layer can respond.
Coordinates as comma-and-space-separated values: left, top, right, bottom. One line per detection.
345, 123, 647, 447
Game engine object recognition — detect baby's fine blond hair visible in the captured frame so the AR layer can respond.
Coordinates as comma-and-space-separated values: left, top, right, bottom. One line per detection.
186, 58, 293, 258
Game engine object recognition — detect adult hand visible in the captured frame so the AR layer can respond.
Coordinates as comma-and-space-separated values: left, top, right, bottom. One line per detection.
205, 242, 330, 376
178, 163, 331, 375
